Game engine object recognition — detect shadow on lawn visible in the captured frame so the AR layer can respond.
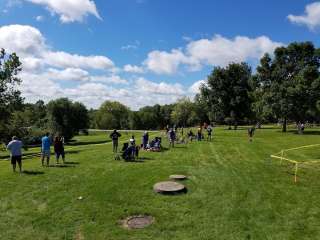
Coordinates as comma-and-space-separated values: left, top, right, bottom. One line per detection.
284, 130, 320, 136
48, 164, 76, 168
64, 161, 80, 165
22, 170, 45, 175
67, 140, 110, 146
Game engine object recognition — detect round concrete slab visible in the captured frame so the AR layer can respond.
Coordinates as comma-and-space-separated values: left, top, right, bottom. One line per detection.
169, 174, 188, 180
121, 215, 154, 229
153, 181, 186, 194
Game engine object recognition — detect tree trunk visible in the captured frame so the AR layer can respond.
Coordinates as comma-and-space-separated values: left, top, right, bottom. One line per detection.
282, 117, 287, 132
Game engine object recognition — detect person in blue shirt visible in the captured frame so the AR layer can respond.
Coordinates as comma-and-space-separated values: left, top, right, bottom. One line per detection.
7, 136, 23, 173
41, 132, 51, 166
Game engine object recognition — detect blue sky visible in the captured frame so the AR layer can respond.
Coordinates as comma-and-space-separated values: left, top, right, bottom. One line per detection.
0, 0, 320, 109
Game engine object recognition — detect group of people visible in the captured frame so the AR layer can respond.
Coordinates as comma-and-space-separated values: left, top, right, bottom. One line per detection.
6, 133, 65, 173
110, 129, 162, 161
109, 129, 141, 160
142, 131, 161, 151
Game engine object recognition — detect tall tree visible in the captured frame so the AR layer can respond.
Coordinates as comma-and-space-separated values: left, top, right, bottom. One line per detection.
47, 98, 89, 140
95, 101, 130, 130
254, 42, 320, 132
200, 62, 252, 128
171, 98, 198, 127
0, 49, 23, 142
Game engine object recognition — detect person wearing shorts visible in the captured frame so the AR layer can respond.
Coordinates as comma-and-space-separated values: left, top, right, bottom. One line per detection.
7, 136, 23, 173
41, 133, 51, 166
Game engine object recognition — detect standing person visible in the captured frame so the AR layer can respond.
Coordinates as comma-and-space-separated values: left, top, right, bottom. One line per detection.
110, 129, 121, 153
207, 126, 212, 141
188, 130, 194, 142
169, 128, 176, 148
248, 127, 255, 142
7, 136, 23, 173
41, 132, 51, 167
301, 123, 305, 134
54, 136, 65, 164
197, 127, 202, 141
142, 131, 149, 149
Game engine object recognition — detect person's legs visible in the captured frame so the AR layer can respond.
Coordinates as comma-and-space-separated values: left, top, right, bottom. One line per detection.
61, 151, 65, 164
113, 140, 118, 153
17, 156, 22, 173
41, 153, 45, 166
116, 141, 119, 152
11, 156, 16, 172
46, 151, 50, 166
56, 152, 60, 164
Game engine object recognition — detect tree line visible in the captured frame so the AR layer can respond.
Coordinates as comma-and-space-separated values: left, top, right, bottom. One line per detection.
1, 41, 320, 144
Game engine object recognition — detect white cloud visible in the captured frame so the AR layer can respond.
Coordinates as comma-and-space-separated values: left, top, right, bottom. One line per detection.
46, 68, 90, 81
35, 15, 44, 21
0, 24, 207, 109
90, 75, 128, 84
121, 45, 138, 51
123, 64, 144, 74
143, 49, 195, 75
0, 24, 46, 57
0, 24, 115, 71
188, 80, 206, 94
143, 35, 282, 75
44, 51, 114, 70
288, 2, 320, 30
25, 0, 102, 23
136, 77, 185, 95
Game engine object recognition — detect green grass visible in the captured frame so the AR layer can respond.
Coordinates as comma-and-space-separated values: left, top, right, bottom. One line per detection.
1, 127, 320, 239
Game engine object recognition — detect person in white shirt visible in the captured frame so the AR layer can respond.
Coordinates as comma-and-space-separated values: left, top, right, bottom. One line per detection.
6, 136, 23, 173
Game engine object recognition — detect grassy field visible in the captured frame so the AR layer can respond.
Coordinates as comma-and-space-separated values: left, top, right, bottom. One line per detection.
1, 127, 320, 240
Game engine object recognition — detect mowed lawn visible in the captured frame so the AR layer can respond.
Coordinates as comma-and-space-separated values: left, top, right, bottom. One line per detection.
1, 127, 320, 240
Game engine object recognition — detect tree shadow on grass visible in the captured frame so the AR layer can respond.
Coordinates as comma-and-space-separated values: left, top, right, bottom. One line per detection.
285, 130, 320, 136
65, 150, 81, 154
174, 145, 188, 149
67, 140, 110, 147
139, 157, 154, 161
22, 170, 45, 175
48, 164, 76, 168
64, 161, 80, 165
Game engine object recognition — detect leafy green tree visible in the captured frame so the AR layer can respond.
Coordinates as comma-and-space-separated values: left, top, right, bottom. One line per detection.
200, 62, 252, 129
254, 42, 320, 132
47, 98, 89, 140
0, 49, 23, 142
171, 98, 198, 127
95, 101, 130, 129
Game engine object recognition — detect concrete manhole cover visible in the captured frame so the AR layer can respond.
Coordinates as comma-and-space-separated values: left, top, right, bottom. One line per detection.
121, 215, 154, 229
169, 174, 188, 180
153, 181, 186, 194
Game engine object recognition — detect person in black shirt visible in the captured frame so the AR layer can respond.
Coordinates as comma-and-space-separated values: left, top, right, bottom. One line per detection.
110, 130, 121, 153
248, 127, 255, 142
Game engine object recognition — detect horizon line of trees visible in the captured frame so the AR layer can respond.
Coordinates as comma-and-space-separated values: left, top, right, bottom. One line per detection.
1, 41, 320, 143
